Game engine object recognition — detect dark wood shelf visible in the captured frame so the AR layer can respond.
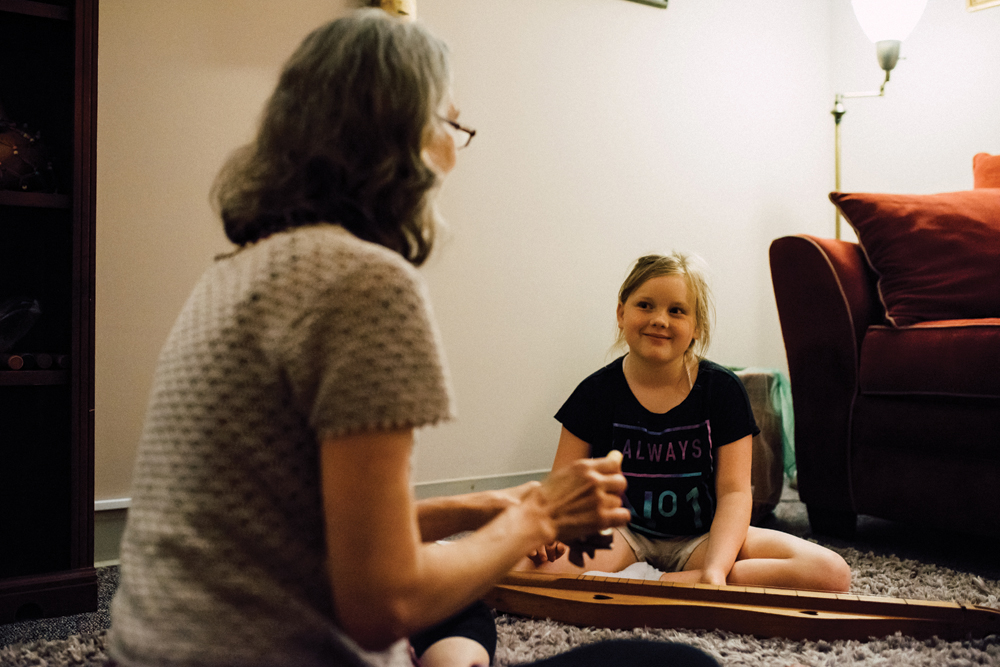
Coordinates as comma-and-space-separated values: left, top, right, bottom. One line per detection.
0, 369, 69, 386
0, 191, 71, 209
0, 0, 97, 624
0, 568, 97, 622
0, 0, 71, 21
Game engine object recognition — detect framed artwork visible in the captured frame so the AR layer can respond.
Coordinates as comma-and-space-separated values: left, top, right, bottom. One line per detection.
967, 0, 1000, 11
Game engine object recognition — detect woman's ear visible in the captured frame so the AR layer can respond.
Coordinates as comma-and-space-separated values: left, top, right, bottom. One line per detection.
421, 124, 456, 177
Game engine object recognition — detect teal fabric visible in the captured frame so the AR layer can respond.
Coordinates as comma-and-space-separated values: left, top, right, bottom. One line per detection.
727, 367, 796, 481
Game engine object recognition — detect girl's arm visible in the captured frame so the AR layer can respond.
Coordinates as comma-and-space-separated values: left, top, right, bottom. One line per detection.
552, 426, 592, 469
320, 427, 628, 651
699, 434, 753, 585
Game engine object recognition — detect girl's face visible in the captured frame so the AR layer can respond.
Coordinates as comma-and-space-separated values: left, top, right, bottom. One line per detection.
421, 99, 460, 177
616, 274, 699, 367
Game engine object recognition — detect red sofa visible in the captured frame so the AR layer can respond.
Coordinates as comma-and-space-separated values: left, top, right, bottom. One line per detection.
769, 155, 1000, 537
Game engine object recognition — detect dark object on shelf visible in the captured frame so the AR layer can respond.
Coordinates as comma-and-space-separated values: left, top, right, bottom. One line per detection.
0, 297, 42, 353
1, 353, 25, 370
0, 352, 53, 370
0, 106, 58, 194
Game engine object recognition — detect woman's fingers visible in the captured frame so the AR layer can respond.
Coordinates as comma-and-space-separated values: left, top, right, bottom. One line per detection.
538, 452, 629, 542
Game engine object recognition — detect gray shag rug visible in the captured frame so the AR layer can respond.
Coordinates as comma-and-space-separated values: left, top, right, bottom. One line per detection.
3, 487, 1000, 666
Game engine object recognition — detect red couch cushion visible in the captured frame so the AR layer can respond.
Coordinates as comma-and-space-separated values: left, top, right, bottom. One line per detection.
860, 319, 1000, 398
830, 190, 1000, 327
974, 153, 1000, 188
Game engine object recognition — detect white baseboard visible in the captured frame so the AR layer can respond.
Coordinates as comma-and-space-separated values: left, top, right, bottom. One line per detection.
93, 470, 550, 564
413, 470, 548, 499
95, 497, 131, 512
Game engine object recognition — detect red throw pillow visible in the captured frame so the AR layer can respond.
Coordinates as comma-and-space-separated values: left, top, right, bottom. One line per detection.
830, 190, 1000, 327
974, 153, 1000, 188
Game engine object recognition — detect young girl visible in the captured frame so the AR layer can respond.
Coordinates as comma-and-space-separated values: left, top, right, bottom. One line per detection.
524, 253, 851, 592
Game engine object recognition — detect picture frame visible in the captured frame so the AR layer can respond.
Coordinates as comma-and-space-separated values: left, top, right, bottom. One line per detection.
967, 0, 1000, 11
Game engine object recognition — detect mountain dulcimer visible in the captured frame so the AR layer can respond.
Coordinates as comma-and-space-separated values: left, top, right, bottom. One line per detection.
484, 571, 1000, 641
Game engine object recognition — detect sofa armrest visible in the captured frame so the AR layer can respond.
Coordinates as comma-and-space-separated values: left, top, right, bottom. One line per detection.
768, 235, 881, 513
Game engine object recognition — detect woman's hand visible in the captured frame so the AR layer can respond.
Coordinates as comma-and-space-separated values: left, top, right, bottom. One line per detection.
524, 451, 630, 545
415, 481, 544, 542
500, 481, 544, 507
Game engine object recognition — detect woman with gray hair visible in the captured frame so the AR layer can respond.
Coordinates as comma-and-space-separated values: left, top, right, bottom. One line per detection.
108, 9, 718, 667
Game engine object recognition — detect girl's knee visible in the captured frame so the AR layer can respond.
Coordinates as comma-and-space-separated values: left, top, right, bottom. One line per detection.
809, 548, 851, 592
828, 552, 852, 592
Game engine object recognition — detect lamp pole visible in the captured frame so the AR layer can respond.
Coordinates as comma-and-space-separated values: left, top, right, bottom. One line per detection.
831, 40, 897, 240
834, 0, 926, 239
833, 98, 845, 240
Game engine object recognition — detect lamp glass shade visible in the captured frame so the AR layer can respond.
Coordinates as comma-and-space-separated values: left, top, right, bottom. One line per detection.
850, 0, 927, 42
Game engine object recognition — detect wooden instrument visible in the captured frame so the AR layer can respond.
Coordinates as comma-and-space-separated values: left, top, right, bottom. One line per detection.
485, 571, 1000, 641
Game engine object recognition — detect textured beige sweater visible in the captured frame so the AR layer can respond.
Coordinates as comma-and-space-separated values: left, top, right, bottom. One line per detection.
109, 224, 454, 667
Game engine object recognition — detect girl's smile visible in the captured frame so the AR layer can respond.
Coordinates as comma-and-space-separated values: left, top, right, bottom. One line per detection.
617, 274, 698, 367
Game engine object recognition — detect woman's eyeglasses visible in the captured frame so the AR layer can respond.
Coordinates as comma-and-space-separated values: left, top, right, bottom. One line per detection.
439, 116, 476, 149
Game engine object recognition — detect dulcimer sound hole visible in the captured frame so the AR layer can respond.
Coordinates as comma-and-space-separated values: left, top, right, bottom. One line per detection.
800, 610, 819, 615
593, 595, 613, 600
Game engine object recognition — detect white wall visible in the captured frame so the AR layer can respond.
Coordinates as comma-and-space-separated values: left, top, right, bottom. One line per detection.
411, 0, 833, 482
96, 0, 353, 498
830, 0, 1000, 245
95, 0, 1000, 500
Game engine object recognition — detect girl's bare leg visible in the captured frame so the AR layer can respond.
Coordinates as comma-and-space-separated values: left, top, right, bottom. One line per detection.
678, 526, 851, 591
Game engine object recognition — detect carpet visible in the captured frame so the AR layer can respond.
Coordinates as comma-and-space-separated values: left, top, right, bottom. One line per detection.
2, 487, 999, 666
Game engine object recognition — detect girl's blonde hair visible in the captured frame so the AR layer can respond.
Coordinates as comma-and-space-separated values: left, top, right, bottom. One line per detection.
614, 252, 714, 359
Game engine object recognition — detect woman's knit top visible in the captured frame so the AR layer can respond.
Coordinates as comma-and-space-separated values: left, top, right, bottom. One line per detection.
109, 224, 455, 667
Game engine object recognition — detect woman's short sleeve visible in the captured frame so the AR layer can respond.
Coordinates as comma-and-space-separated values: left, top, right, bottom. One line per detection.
263, 228, 456, 438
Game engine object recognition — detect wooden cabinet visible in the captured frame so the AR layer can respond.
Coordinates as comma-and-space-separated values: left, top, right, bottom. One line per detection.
0, 0, 97, 623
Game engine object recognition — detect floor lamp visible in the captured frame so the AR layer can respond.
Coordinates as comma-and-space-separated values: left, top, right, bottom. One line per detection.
833, 0, 927, 239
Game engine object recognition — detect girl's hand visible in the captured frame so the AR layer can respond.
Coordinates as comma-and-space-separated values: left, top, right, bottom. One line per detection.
527, 541, 567, 566
699, 567, 728, 586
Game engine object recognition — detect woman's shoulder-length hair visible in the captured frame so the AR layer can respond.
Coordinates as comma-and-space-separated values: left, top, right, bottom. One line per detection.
212, 9, 450, 266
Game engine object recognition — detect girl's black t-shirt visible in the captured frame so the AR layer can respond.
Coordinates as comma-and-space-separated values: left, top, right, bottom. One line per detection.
555, 357, 759, 537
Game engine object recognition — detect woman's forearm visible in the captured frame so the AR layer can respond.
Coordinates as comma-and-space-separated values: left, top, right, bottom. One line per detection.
333, 484, 566, 650
322, 431, 628, 651
415, 484, 537, 542
358, 461, 628, 646
391, 498, 557, 634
